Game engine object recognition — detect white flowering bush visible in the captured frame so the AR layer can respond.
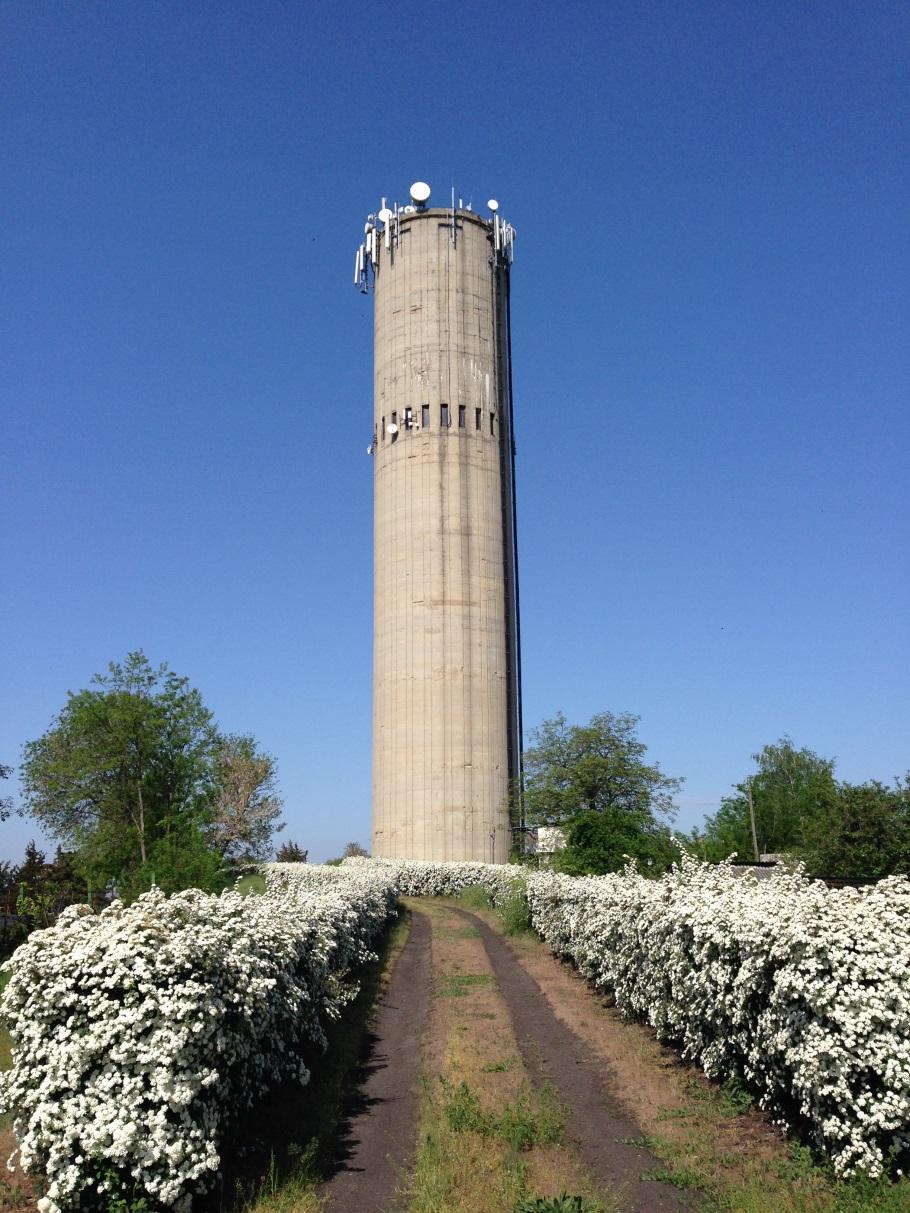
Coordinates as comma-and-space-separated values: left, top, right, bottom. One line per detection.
341, 854, 525, 905
4, 853, 907, 1210
0, 864, 397, 1212
530, 857, 910, 1177
347, 855, 910, 1177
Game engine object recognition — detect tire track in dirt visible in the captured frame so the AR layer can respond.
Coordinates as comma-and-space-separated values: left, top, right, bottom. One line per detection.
319, 909, 432, 1213
452, 908, 700, 1213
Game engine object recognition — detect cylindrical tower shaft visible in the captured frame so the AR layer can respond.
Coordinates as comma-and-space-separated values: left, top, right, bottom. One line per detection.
364, 199, 520, 862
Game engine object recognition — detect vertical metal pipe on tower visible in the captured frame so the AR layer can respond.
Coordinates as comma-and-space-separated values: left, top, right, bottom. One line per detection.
358, 183, 521, 863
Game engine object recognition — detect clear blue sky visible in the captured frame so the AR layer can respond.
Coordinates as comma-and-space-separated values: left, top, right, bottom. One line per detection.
2, 1, 908, 863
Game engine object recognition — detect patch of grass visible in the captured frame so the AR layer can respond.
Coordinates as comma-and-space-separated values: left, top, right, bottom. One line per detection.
441, 1079, 567, 1152
829, 1174, 910, 1213
409, 1079, 533, 1213
497, 1084, 567, 1151
232, 1144, 323, 1213
633, 1104, 910, 1213
769, 1146, 910, 1213
620, 1134, 666, 1151
719, 1076, 753, 1115
681, 1071, 753, 1116
409, 1110, 456, 1213
436, 972, 493, 998
482, 1056, 517, 1073
516, 1197, 600, 1213
683, 1075, 713, 1102
498, 889, 533, 936
641, 1165, 704, 1191
457, 884, 493, 910
234, 873, 267, 896
441, 1078, 489, 1134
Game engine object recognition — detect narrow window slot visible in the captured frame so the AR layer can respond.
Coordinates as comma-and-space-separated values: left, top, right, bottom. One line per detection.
391, 410, 398, 440
475, 408, 482, 431
441, 403, 450, 428
458, 405, 466, 428
421, 404, 430, 428
404, 406, 413, 430
489, 412, 495, 435
381, 416, 386, 439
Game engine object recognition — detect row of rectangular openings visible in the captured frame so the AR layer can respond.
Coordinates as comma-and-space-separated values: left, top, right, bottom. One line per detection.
380, 406, 496, 438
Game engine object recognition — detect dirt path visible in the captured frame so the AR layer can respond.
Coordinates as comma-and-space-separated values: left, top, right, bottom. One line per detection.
319, 910, 432, 1213
451, 907, 698, 1213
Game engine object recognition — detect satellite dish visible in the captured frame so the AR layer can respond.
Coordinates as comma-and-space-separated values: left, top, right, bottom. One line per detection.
487, 198, 499, 212
410, 181, 431, 205
377, 207, 393, 224
387, 422, 399, 435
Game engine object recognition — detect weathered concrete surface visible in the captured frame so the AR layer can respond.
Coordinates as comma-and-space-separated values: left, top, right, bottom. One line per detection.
371, 207, 519, 862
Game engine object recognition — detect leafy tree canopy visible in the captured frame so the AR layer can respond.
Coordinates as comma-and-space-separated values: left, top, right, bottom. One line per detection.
275, 840, 308, 863
698, 737, 838, 861
520, 711, 683, 875
799, 776, 910, 880
697, 737, 909, 879
521, 711, 682, 826
21, 651, 283, 898
209, 733, 284, 860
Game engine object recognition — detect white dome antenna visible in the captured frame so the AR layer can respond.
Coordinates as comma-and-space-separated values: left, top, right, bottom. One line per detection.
487, 198, 499, 213
410, 181, 431, 206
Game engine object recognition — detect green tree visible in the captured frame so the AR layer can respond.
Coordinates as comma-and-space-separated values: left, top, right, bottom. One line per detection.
800, 777, 910, 879
555, 809, 679, 876
275, 840, 308, 862
342, 841, 369, 858
519, 712, 683, 875
208, 734, 284, 860
10, 842, 81, 931
701, 737, 838, 861
21, 651, 220, 896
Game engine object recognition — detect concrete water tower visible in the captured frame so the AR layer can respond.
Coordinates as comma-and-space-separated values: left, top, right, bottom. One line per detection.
355, 182, 522, 862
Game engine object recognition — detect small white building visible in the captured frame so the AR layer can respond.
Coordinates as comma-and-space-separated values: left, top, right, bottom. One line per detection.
534, 826, 567, 867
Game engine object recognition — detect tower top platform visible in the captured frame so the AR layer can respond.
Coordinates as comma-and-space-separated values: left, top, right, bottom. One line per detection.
353, 183, 516, 294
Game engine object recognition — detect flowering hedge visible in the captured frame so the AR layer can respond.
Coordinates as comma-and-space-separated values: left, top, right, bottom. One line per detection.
3, 855, 908, 1211
347, 854, 910, 1178
0, 864, 397, 1213
341, 855, 524, 905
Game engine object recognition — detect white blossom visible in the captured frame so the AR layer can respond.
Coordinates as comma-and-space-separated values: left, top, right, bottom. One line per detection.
3, 854, 907, 1211
0, 866, 396, 1210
